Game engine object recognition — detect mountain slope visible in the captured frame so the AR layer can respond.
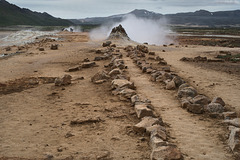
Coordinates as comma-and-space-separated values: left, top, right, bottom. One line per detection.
0, 0, 73, 26
71, 9, 240, 27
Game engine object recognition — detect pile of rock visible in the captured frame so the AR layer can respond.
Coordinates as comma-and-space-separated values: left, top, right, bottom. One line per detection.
180, 56, 224, 62
108, 24, 130, 40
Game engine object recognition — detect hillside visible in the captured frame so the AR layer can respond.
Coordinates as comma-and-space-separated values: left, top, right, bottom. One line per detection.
0, 0, 73, 26
71, 9, 240, 27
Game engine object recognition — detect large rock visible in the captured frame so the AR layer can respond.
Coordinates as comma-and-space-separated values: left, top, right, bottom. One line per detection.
111, 79, 135, 89
228, 127, 240, 152
191, 95, 210, 106
177, 87, 197, 98
151, 145, 183, 160
224, 118, 240, 127
172, 76, 185, 87
81, 62, 96, 68
133, 117, 162, 133
55, 75, 72, 86
135, 104, 155, 119
206, 103, 224, 113
212, 97, 225, 106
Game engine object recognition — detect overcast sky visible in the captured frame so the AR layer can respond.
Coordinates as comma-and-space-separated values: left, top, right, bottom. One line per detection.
7, 0, 240, 19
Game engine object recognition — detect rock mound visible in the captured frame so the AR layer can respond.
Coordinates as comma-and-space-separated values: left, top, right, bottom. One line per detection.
108, 24, 130, 40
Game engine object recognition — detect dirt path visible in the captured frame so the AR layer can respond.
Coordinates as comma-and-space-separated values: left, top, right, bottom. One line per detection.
149, 45, 240, 114
123, 55, 233, 160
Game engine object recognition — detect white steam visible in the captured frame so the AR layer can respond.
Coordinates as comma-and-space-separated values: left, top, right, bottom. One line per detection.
90, 15, 174, 45
64, 26, 82, 32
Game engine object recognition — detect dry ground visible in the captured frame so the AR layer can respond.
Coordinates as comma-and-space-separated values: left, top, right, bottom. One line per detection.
0, 32, 239, 159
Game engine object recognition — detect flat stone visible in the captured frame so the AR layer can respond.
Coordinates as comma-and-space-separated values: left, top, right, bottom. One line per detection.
150, 136, 168, 150
224, 118, 240, 127
111, 79, 135, 90
131, 95, 151, 105
206, 103, 224, 113
81, 62, 96, 68
228, 127, 240, 152
135, 104, 154, 119
212, 97, 225, 106
68, 66, 80, 72
178, 83, 190, 90
223, 112, 237, 120
133, 117, 161, 133
119, 88, 136, 99
151, 145, 183, 160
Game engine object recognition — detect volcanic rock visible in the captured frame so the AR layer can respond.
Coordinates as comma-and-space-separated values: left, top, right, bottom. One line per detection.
108, 24, 130, 40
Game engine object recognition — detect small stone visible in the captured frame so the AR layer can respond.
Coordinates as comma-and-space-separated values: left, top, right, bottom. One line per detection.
136, 45, 149, 53
166, 80, 176, 90
180, 98, 191, 109
133, 117, 161, 133
111, 79, 135, 90
149, 52, 155, 55
173, 76, 184, 88
55, 74, 72, 86
81, 62, 96, 68
148, 125, 167, 141
223, 112, 237, 120
151, 145, 183, 160
29, 78, 39, 85
108, 68, 122, 77
187, 103, 203, 114
150, 136, 167, 149
94, 80, 107, 84
212, 97, 225, 106
119, 88, 137, 99
206, 103, 224, 113
161, 66, 171, 72
65, 132, 74, 138
191, 95, 210, 105
50, 44, 58, 50
228, 127, 240, 152
5, 46, 11, 51
131, 95, 151, 105
39, 47, 44, 51
178, 83, 190, 90
68, 66, 80, 72
177, 87, 197, 98
135, 104, 155, 119
102, 41, 112, 47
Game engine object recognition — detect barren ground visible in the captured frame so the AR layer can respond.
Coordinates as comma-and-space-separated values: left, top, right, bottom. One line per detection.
0, 32, 239, 159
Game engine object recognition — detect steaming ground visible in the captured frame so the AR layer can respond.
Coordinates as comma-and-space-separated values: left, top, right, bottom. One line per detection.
90, 15, 174, 45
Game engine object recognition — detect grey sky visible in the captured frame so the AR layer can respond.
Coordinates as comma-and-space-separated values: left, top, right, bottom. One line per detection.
7, 0, 240, 19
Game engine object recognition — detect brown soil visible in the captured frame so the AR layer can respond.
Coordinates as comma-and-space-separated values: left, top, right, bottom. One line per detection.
0, 32, 239, 159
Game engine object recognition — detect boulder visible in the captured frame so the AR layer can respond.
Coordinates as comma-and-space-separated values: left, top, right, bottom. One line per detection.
55, 74, 72, 86
212, 97, 225, 106
133, 117, 162, 133
206, 103, 224, 113
151, 145, 183, 160
177, 87, 197, 98
108, 68, 122, 77
228, 127, 240, 152
224, 118, 240, 127
187, 103, 203, 114
111, 79, 135, 90
191, 95, 210, 106
102, 41, 112, 47
223, 112, 237, 120
81, 62, 96, 68
135, 104, 155, 119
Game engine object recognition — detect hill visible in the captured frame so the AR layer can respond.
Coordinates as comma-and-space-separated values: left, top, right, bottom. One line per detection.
0, 0, 73, 26
70, 9, 240, 27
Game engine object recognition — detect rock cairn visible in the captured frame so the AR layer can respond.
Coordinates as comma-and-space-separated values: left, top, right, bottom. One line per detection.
108, 24, 130, 40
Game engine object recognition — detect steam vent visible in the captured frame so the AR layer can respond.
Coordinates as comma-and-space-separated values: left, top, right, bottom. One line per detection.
108, 24, 130, 40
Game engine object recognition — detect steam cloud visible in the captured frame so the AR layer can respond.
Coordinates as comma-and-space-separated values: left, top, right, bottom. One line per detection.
90, 15, 174, 45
